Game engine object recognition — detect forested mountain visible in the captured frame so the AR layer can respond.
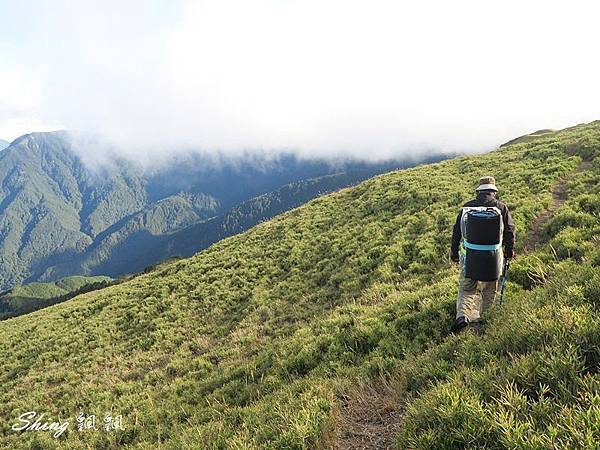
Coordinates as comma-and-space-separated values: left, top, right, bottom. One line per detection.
0, 275, 112, 320
1, 122, 598, 448
0, 131, 424, 290
43, 169, 404, 279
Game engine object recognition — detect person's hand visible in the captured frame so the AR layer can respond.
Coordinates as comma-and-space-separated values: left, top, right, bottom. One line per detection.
505, 248, 515, 259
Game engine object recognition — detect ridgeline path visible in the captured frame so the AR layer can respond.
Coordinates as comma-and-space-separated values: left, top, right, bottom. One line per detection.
333, 378, 404, 450
333, 159, 592, 449
524, 160, 592, 251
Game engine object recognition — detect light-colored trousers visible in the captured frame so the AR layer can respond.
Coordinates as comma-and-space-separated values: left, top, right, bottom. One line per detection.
456, 253, 500, 321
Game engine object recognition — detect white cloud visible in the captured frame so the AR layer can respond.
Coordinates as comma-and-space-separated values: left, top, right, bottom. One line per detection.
0, 65, 41, 112
0, 0, 599, 159
0, 64, 58, 140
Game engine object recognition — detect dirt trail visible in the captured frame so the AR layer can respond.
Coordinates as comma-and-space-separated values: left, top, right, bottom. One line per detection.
333, 160, 593, 449
333, 378, 404, 450
524, 160, 592, 251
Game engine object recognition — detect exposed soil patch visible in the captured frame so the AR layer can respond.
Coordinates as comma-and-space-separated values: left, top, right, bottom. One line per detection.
333, 377, 405, 450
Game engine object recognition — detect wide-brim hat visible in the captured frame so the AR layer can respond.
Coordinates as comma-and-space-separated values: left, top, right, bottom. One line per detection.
476, 176, 498, 192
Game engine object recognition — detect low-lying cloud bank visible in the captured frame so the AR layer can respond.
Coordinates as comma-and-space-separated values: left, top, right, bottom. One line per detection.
1, 0, 600, 163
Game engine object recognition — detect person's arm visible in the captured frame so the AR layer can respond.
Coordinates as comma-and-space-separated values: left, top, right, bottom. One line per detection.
450, 211, 462, 261
502, 206, 516, 258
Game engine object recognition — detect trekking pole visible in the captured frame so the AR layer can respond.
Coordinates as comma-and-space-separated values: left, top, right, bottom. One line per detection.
498, 259, 510, 305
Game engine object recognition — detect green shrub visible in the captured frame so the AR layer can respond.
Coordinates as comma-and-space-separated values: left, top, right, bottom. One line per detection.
550, 227, 594, 260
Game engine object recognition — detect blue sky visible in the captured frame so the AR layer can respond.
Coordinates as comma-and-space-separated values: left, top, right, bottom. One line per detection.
1, 0, 600, 160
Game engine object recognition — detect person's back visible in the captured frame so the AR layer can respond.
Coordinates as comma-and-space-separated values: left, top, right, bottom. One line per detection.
450, 176, 516, 332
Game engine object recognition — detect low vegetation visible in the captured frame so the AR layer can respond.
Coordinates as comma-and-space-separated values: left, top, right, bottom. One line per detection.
0, 122, 598, 449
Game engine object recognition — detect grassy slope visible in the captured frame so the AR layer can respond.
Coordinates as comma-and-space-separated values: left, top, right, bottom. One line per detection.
0, 122, 599, 449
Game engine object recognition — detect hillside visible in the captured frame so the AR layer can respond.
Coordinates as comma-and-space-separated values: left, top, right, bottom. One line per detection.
0, 139, 9, 151
0, 122, 599, 449
0, 275, 113, 320
0, 132, 414, 290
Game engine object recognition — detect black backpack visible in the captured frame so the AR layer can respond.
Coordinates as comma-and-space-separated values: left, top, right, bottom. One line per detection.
460, 207, 503, 281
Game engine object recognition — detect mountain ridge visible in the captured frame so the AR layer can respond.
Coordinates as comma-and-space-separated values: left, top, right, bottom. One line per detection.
0, 132, 426, 290
38, 169, 390, 279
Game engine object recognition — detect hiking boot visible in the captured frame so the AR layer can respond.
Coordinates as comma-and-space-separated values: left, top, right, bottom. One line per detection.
468, 320, 484, 335
451, 316, 469, 333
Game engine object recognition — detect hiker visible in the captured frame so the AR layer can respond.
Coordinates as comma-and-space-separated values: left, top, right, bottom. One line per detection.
450, 176, 516, 332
